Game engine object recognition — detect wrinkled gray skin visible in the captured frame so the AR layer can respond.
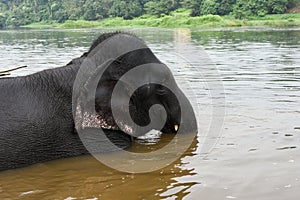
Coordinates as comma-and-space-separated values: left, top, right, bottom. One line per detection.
0, 32, 197, 171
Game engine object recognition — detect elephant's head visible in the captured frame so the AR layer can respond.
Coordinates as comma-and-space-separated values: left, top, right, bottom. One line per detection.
75, 33, 197, 138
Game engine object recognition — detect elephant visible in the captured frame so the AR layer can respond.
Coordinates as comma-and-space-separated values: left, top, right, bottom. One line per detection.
0, 32, 197, 171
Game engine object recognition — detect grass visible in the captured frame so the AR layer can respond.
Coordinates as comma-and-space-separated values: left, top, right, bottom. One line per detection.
22, 10, 300, 29
238, 13, 300, 27
23, 21, 60, 29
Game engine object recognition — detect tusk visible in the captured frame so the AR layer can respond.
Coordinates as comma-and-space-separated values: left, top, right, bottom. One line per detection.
174, 124, 179, 132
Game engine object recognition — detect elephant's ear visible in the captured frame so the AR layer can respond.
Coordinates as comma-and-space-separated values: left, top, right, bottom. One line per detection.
95, 78, 132, 105
73, 59, 114, 125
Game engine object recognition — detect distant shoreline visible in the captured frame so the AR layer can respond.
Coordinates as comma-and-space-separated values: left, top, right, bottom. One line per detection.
19, 13, 300, 30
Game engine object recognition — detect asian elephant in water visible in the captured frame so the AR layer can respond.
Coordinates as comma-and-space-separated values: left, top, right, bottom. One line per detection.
0, 32, 197, 171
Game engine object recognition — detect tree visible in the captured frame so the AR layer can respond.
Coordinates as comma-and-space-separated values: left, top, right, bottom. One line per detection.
199, 0, 236, 16
109, 0, 142, 19
0, 0, 298, 28
181, 0, 203, 16
83, 0, 103, 20
200, 0, 219, 15
233, 0, 268, 19
63, 0, 84, 20
268, 0, 289, 14
0, 2, 8, 12
0, 13, 6, 28
216, 0, 236, 15
144, 0, 180, 16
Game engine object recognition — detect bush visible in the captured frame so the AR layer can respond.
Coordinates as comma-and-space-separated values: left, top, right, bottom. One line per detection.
170, 8, 192, 17
200, 14, 223, 22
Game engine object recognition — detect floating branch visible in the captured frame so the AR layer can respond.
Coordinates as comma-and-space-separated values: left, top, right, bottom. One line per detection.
0, 73, 11, 77
0, 65, 27, 74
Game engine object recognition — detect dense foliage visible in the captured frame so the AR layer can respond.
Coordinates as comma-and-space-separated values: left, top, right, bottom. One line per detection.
0, 0, 298, 28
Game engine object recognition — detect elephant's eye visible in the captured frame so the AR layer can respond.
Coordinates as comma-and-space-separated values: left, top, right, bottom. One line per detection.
114, 59, 122, 64
156, 86, 166, 96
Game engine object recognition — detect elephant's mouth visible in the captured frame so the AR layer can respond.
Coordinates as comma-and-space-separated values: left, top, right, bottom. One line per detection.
75, 105, 135, 136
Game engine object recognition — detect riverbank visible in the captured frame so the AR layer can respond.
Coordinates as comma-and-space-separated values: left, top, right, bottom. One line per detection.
23, 12, 300, 29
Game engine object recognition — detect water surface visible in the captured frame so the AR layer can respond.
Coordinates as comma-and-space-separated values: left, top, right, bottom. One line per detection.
0, 27, 300, 199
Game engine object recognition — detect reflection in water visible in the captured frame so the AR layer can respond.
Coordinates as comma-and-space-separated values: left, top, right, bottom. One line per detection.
1, 27, 300, 199
0, 135, 198, 199
174, 28, 191, 44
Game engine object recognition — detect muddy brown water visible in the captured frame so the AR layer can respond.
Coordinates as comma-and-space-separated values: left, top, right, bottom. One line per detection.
0, 27, 299, 199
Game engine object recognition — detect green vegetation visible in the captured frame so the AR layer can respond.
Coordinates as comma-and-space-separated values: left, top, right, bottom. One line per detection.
0, 0, 299, 29
22, 12, 300, 29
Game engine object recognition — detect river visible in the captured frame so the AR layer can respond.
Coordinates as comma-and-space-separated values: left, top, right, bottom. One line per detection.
0, 27, 299, 199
